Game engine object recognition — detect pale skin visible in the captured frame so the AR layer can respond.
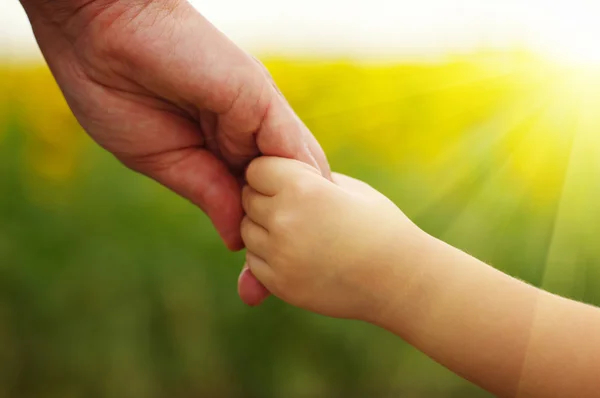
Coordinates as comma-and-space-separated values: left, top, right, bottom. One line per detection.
17, 0, 331, 306
242, 156, 600, 398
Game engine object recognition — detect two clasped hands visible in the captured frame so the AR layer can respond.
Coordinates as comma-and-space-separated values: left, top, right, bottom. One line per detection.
19, 0, 600, 396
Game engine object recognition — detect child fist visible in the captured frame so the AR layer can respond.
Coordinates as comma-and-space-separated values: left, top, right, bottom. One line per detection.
241, 157, 428, 321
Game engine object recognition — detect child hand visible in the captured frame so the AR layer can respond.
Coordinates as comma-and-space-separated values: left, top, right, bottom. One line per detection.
241, 156, 429, 320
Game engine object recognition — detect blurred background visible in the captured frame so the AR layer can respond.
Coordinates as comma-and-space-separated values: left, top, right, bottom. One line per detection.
3, 1, 600, 397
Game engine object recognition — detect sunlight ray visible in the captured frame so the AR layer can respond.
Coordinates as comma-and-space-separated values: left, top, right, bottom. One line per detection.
438, 94, 578, 271
538, 75, 600, 300
436, 98, 566, 239
407, 85, 555, 221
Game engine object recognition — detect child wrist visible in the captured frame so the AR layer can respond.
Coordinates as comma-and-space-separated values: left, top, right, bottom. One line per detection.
364, 231, 442, 329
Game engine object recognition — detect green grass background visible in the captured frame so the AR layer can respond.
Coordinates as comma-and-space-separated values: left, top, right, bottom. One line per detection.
2, 52, 599, 397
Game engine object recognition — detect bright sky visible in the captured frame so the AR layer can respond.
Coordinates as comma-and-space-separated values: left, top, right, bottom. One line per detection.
2, 0, 600, 62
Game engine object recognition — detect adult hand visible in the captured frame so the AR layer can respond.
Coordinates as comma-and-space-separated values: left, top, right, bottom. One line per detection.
19, 0, 330, 305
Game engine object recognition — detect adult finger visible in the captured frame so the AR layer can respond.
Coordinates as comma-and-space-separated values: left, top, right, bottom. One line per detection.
252, 56, 332, 181
126, 147, 244, 251
304, 128, 332, 180
238, 264, 271, 307
113, 3, 271, 172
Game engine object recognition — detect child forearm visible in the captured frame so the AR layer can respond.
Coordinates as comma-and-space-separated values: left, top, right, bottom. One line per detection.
240, 160, 600, 396
372, 235, 600, 398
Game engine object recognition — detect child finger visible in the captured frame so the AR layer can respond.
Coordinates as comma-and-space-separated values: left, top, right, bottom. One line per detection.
240, 216, 270, 260
246, 252, 276, 290
246, 156, 319, 195
242, 185, 272, 228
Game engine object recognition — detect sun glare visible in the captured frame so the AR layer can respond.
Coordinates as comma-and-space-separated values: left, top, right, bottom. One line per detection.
533, 4, 600, 68
549, 36, 600, 67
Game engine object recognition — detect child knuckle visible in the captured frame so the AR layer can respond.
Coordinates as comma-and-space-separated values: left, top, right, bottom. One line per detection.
271, 210, 292, 231
240, 216, 253, 240
289, 178, 320, 198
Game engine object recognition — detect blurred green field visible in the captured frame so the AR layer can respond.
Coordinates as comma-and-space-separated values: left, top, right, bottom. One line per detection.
2, 51, 600, 397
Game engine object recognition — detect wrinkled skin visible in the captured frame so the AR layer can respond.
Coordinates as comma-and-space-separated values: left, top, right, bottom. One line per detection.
19, 0, 330, 305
